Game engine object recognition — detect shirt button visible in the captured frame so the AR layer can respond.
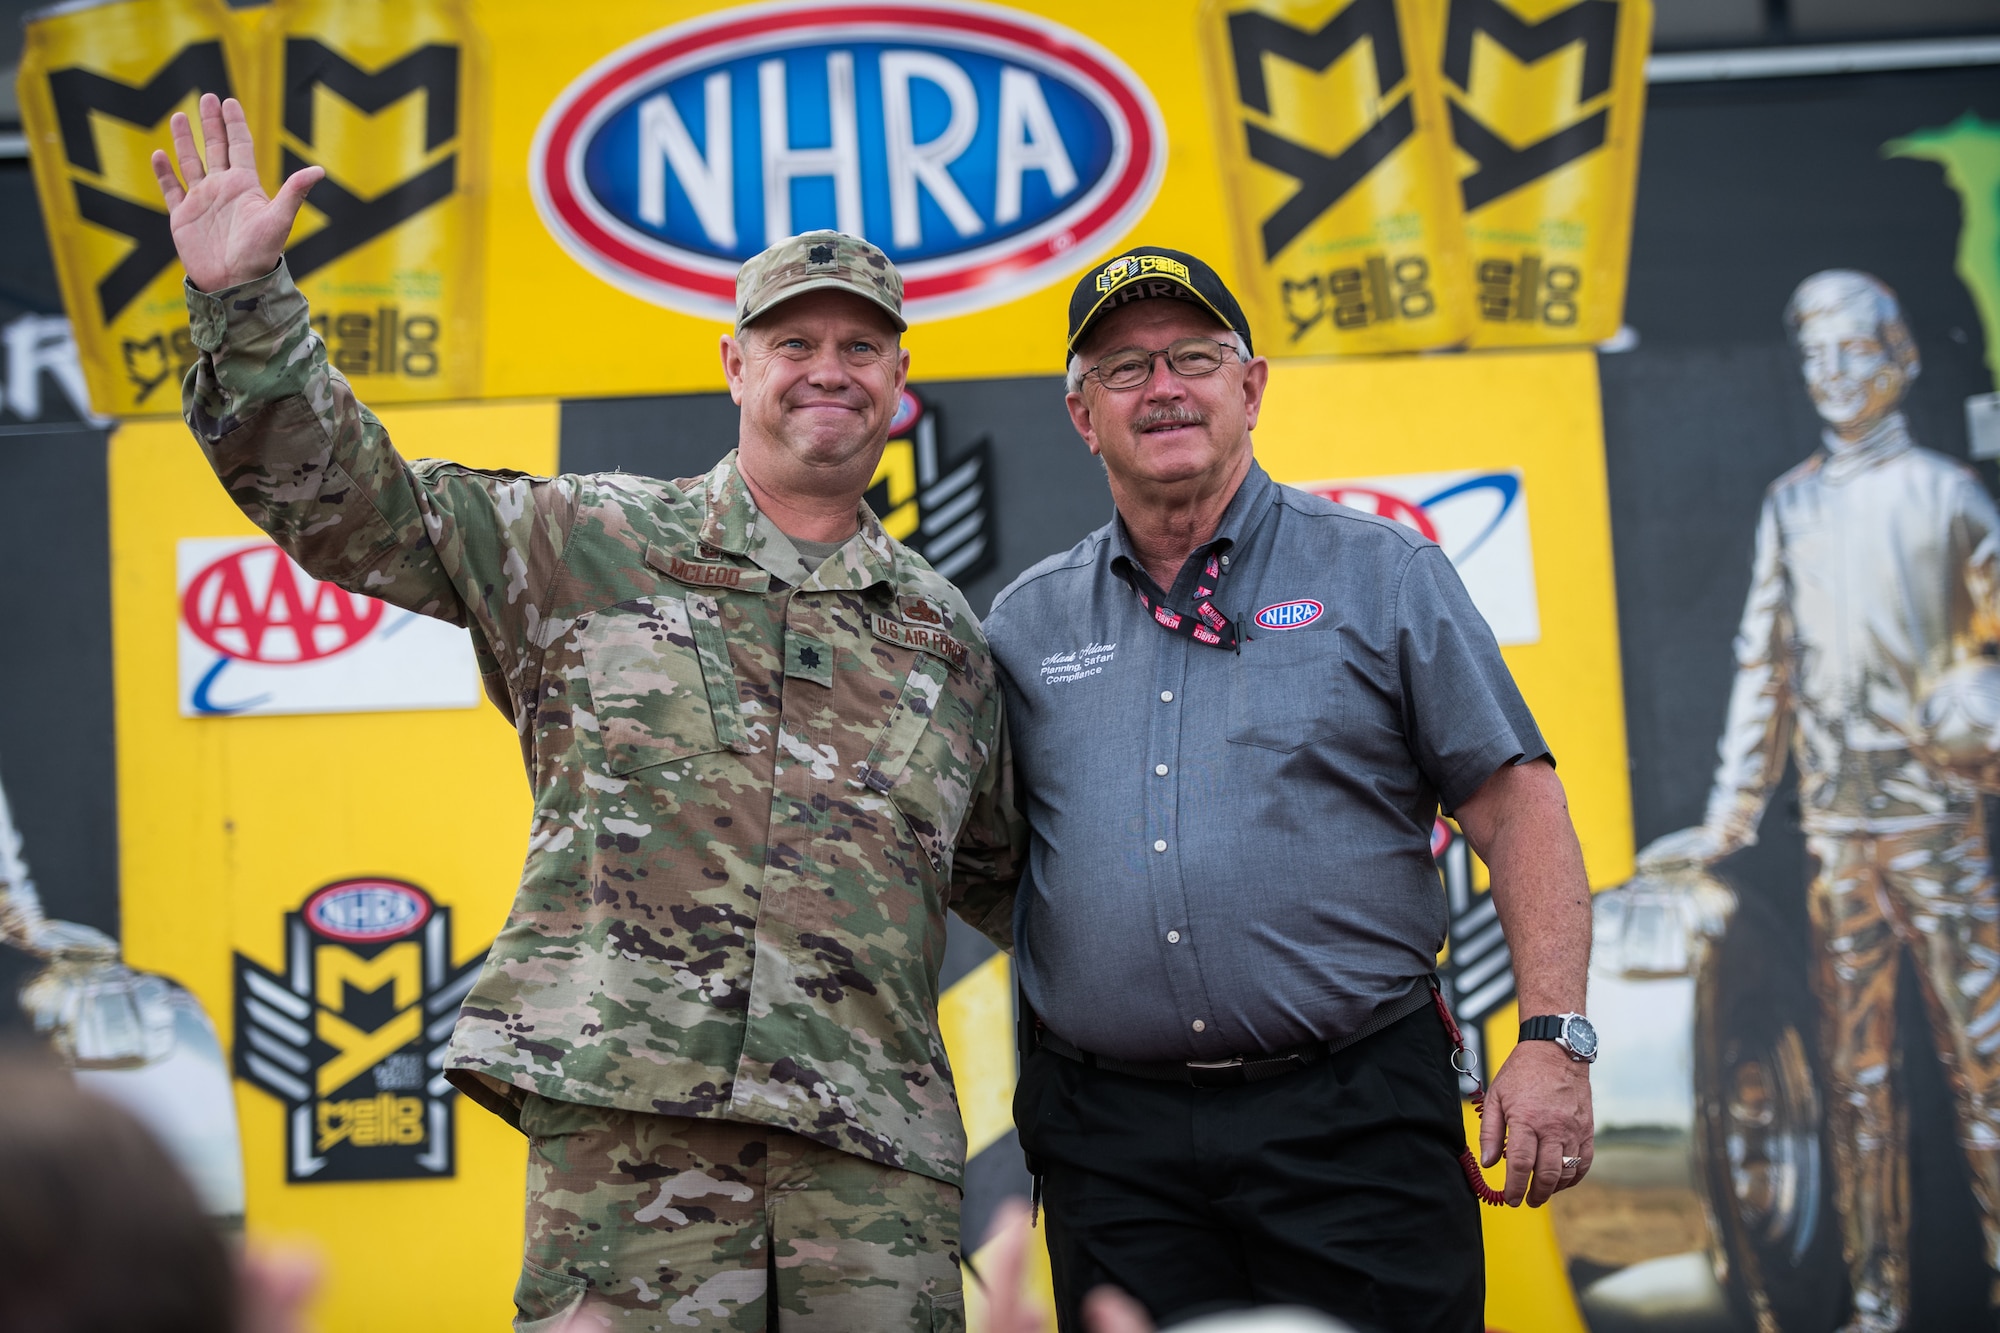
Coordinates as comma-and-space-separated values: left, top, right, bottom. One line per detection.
1192, 1019, 1206, 1032
1155, 764, 1169, 777
1153, 839, 1168, 853
1160, 690, 1173, 702
1167, 930, 1181, 943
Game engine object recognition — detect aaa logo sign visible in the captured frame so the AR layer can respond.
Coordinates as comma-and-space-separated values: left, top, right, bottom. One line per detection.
176, 538, 478, 718
1306, 468, 1540, 645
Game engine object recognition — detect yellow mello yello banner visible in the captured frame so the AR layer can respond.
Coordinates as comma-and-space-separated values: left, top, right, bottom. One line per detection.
253, 0, 486, 401
1436, 0, 1651, 348
21, 0, 1648, 395
1199, 0, 1472, 355
17, 0, 249, 417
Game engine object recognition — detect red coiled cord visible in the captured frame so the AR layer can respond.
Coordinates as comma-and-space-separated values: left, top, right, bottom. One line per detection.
1430, 983, 1506, 1207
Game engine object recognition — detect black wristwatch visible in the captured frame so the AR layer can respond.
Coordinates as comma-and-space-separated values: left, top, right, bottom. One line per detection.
1520, 1013, 1599, 1063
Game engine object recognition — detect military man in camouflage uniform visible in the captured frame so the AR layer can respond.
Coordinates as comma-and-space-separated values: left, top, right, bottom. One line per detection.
154, 93, 1018, 1332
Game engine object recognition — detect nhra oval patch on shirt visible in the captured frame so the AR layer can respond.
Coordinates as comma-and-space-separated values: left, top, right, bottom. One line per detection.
1254, 599, 1324, 631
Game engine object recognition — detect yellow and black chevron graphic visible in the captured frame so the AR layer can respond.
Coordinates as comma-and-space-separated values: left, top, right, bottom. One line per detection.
866, 389, 997, 586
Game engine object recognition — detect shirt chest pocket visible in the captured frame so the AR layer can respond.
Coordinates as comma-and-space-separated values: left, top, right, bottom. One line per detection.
579, 593, 747, 773
1227, 630, 1342, 753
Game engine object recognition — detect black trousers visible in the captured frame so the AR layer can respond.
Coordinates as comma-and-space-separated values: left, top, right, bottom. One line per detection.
1014, 1005, 1484, 1333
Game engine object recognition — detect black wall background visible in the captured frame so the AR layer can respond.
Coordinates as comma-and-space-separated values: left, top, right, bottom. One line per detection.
0, 157, 116, 1031
1599, 66, 2000, 1328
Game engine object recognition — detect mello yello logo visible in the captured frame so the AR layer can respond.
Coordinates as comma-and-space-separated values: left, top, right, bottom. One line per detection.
532, 0, 1165, 319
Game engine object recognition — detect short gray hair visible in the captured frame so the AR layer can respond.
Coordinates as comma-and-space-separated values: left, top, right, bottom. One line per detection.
1065, 329, 1250, 395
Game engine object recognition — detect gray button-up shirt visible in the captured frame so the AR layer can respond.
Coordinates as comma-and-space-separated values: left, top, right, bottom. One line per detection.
985, 462, 1549, 1062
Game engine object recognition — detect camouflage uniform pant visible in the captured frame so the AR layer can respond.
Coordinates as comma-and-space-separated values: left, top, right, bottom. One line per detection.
1807, 811, 2000, 1330
513, 1094, 965, 1332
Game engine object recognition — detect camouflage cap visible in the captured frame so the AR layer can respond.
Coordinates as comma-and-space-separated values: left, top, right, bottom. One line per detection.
735, 231, 907, 334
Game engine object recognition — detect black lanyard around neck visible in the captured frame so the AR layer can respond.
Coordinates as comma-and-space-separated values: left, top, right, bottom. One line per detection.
1125, 550, 1237, 650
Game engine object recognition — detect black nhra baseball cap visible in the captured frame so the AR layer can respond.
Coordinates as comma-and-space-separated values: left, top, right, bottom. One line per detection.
1066, 245, 1254, 359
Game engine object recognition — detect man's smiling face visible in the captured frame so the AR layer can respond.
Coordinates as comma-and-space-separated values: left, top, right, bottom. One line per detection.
726, 288, 909, 478
1065, 299, 1266, 493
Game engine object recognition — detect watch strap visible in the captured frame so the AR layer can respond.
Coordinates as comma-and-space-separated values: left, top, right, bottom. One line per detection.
1520, 1015, 1568, 1043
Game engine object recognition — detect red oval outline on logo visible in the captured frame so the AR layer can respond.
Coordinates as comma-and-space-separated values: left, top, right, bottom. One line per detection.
530, 0, 1166, 320
1312, 486, 1442, 543
1254, 599, 1324, 631
181, 542, 384, 665
303, 878, 434, 944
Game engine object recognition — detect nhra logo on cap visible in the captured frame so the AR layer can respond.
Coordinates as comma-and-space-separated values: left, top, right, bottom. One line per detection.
1254, 599, 1323, 630
530, 0, 1166, 321
304, 880, 433, 944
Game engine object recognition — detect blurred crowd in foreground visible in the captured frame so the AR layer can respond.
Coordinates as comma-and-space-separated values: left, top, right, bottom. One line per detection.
0, 1048, 1350, 1333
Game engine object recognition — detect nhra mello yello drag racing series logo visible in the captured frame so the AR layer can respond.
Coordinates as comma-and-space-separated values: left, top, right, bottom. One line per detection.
1199, 0, 1472, 356
530, 0, 1165, 320
235, 879, 486, 1182
17, 0, 485, 414
17, 0, 250, 416
1437, 0, 1650, 346
258, 0, 486, 401
176, 538, 479, 718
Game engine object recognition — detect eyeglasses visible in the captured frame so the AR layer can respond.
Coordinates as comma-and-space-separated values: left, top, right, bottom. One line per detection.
1081, 338, 1241, 391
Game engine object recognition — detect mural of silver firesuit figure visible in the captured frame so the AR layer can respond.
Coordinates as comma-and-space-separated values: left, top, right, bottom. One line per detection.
1639, 271, 2000, 1332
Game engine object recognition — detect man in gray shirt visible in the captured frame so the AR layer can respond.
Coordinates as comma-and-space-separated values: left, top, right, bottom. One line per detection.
980, 248, 1596, 1333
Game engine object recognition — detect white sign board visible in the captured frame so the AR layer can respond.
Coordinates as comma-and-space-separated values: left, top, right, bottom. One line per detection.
1298, 469, 1541, 646
177, 538, 480, 718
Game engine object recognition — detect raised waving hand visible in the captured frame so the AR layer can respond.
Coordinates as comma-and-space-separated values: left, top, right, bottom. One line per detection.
149, 93, 322, 293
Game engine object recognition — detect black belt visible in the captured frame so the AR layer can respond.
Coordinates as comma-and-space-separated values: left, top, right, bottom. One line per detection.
1035, 1029, 1329, 1087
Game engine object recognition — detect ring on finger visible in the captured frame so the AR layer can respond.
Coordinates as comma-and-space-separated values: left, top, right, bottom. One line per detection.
1560, 1156, 1584, 1174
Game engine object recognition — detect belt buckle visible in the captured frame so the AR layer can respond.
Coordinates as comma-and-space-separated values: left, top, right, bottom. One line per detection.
1185, 1056, 1247, 1089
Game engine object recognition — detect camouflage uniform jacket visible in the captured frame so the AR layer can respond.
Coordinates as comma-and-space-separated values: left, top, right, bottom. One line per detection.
182, 260, 1022, 1186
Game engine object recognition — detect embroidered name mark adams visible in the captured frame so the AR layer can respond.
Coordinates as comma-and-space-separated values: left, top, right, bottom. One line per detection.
1040, 642, 1115, 686
869, 614, 968, 672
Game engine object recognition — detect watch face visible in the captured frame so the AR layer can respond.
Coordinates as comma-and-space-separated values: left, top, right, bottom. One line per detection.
1564, 1016, 1599, 1058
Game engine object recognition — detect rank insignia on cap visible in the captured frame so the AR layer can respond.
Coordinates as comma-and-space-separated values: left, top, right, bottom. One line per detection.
808, 243, 835, 266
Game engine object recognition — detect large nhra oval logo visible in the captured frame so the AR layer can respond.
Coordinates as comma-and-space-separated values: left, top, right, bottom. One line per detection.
531, 0, 1165, 320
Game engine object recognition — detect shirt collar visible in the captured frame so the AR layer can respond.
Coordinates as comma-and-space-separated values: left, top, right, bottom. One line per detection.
1108, 459, 1278, 596
1819, 411, 1914, 484
696, 449, 899, 592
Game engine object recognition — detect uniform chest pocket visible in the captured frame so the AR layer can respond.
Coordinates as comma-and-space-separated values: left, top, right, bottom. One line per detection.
855, 656, 974, 875
1227, 630, 1341, 753
580, 594, 743, 774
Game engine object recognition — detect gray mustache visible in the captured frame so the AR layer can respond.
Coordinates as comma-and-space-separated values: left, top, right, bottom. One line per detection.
1135, 409, 1206, 431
